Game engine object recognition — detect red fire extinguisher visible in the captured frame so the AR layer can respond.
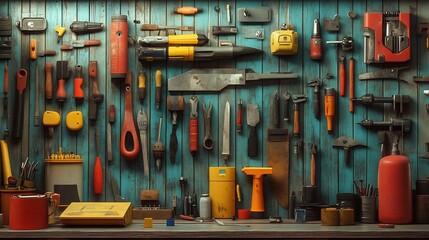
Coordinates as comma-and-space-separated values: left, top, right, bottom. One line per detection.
378, 142, 412, 224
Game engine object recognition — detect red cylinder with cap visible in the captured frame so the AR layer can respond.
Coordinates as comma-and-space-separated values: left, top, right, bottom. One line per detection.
378, 143, 412, 224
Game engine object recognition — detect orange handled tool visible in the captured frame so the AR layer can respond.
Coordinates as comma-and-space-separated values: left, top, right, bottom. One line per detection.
13, 69, 27, 139
236, 99, 242, 133
120, 71, 140, 160
324, 88, 336, 135
56, 60, 71, 102
349, 57, 355, 112
45, 63, 53, 100
174, 6, 203, 15
94, 127, 103, 194
339, 56, 345, 96
74, 65, 84, 101
292, 95, 307, 137
155, 70, 162, 109
189, 96, 198, 158
110, 15, 128, 79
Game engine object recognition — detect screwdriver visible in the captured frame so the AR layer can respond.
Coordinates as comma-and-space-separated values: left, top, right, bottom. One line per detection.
174, 6, 203, 15
138, 71, 146, 102
94, 127, 103, 195
155, 70, 162, 109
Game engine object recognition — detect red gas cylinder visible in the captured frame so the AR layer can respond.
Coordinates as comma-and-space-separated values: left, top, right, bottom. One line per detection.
378, 143, 412, 224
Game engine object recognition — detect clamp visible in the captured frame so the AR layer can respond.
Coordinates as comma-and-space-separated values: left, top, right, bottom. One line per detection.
307, 79, 322, 119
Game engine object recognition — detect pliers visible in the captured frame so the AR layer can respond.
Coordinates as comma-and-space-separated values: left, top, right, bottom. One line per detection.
202, 102, 214, 150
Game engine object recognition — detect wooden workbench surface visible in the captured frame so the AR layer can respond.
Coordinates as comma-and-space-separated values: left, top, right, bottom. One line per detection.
1, 220, 429, 239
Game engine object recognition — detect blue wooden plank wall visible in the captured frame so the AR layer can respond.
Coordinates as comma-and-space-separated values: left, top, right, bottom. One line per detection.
1, 0, 428, 218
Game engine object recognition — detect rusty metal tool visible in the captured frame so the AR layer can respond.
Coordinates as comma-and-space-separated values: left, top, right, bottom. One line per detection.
60, 39, 101, 50
107, 105, 115, 164
333, 136, 366, 166
352, 94, 410, 116
359, 67, 408, 81
338, 56, 346, 96
13, 69, 27, 139
349, 57, 355, 112
70, 21, 104, 34
155, 70, 162, 109
45, 62, 53, 100
137, 108, 149, 176
3, 66, 7, 119
236, 99, 243, 133
189, 96, 199, 158
36, 50, 56, 57
153, 117, 165, 171
326, 36, 354, 51
324, 14, 340, 31
222, 101, 230, 161
358, 118, 411, 133
307, 79, 322, 119
203, 102, 214, 151
292, 94, 307, 136
168, 68, 297, 92
34, 64, 40, 126
140, 24, 194, 31
309, 144, 317, 186
94, 127, 103, 194
73, 65, 84, 102
89, 61, 104, 120
167, 96, 185, 164
120, 71, 140, 160
282, 91, 291, 123
247, 103, 260, 158
138, 71, 146, 102
56, 61, 71, 102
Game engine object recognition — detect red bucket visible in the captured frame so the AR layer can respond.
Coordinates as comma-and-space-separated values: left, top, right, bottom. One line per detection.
9, 194, 49, 230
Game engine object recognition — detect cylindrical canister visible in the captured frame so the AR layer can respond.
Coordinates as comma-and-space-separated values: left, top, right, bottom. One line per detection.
0, 188, 35, 225
321, 208, 339, 226
339, 208, 355, 226
361, 196, 377, 223
378, 153, 412, 224
110, 15, 128, 79
9, 194, 49, 230
209, 167, 235, 218
199, 194, 211, 219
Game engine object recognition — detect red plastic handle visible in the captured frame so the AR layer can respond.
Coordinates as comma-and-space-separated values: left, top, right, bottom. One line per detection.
339, 61, 345, 96
93, 156, 103, 194
189, 118, 198, 153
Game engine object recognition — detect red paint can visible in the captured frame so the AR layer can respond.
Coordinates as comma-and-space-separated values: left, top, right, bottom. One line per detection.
9, 194, 49, 230
378, 148, 412, 224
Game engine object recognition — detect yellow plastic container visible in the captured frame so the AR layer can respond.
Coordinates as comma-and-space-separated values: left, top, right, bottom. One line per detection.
209, 167, 235, 218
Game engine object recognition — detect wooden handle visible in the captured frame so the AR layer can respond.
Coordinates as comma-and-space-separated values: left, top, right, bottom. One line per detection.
311, 153, 316, 186
84, 39, 101, 46
89, 61, 100, 94
45, 63, 53, 100
349, 57, 354, 112
293, 108, 299, 136
140, 24, 159, 30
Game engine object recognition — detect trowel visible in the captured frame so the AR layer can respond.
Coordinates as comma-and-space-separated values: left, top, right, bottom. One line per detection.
247, 104, 260, 158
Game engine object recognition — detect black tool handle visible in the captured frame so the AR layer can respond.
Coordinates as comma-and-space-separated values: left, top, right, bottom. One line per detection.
13, 92, 24, 138
344, 147, 350, 166
170, 124, 178, 164
248, 126, 258, 157
314, 91, 320, 119
272, 94, 280, 128
284, 98, 290, 122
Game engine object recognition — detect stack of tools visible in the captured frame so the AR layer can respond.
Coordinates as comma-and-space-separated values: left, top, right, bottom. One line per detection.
355, 180, 378, 223
18, 158, 38, 189
132, 190, 173, 220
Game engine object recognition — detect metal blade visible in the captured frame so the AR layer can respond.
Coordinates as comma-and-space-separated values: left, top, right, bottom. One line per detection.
247, 104, 260, 127
110, 172, 125, 202
221, 101, 230, 161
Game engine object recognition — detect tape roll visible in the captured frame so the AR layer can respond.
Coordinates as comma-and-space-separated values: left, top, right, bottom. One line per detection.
321, 208, 339, 226
339, 208, 355, 226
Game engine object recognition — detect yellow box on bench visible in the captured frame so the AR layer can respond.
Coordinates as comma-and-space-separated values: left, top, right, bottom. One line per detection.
60, 202, 132, 226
